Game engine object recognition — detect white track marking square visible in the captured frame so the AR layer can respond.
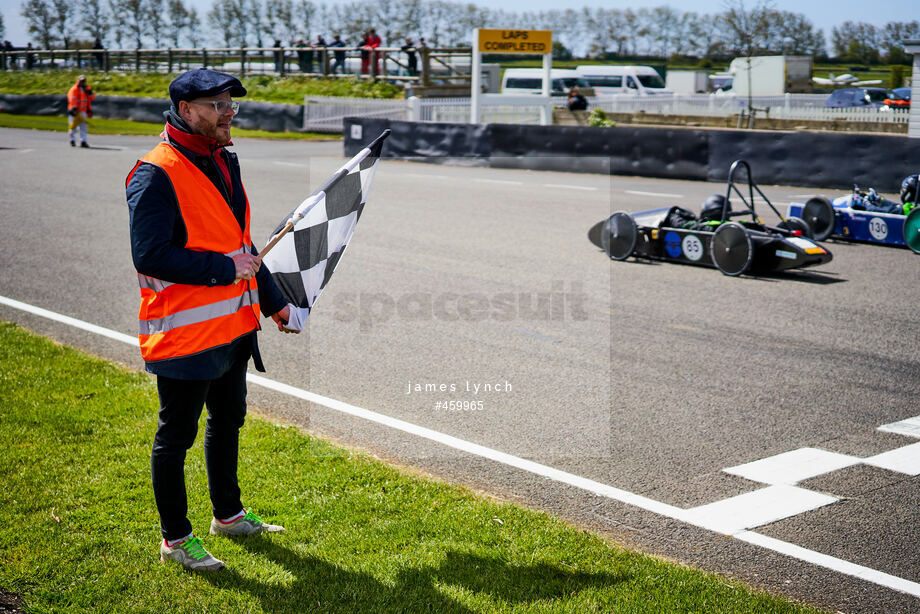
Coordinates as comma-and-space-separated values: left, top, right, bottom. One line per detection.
683, 485, 838, 535
724, 448, 862, 485
863, 442, 920, 476
878, 416, 920, 439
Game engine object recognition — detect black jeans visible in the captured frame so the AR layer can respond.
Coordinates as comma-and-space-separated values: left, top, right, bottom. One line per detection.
151, 351, 249, 541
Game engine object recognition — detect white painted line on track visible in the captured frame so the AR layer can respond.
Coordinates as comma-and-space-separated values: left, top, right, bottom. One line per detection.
474, 178, 523, 186
878, 415, 920, 439
18, 149, 35, 154
274, 161, 307, 168
401, 172, 449, 180
625, 190, 682, 198
724, 448, 862, 486
2, 292, 920, 599
542, 184, 598, 191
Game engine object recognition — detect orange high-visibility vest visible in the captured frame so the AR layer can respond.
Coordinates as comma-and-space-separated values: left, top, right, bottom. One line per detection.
67, 82, 94, 113
127, 142, 260, 363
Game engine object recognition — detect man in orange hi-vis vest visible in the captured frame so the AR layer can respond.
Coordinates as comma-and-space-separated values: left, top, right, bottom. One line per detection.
67, 75, 95, 147
126, 69, 299, 572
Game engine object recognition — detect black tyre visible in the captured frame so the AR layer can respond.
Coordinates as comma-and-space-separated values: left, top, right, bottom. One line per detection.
904, 208, 920, 255
710, 222, 753, 276
601, 212, 637, 261
777, 216, 812, 238
802, 196, 835, 241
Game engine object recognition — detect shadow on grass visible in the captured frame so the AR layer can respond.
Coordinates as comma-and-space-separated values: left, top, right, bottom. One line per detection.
203, 537, 629, 612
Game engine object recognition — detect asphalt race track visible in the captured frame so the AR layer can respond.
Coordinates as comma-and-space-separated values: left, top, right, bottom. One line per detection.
2, 127, 919, 613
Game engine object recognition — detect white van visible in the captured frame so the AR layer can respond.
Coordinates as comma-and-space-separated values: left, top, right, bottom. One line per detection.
574, 65, 670, 96
500, 68, 591, 96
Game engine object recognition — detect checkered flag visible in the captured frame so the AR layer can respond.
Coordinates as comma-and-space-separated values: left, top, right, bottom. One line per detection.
260, 130, 390, 327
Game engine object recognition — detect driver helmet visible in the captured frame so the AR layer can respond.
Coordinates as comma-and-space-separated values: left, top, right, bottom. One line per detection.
901, 174, 919, 204
700, 194, 729, 221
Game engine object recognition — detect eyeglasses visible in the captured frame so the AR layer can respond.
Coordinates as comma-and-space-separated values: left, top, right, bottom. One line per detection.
191, 100, 240, 115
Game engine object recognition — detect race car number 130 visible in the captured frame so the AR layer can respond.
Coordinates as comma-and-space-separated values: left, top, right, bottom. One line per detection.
868, 217, 889, 241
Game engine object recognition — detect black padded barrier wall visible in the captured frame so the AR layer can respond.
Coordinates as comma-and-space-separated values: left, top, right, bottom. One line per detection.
345, 117, 491, 162
489, 123, 709, 180
0, 94, 304, 133
345, 117, 916, 191
708, 130, 919, 190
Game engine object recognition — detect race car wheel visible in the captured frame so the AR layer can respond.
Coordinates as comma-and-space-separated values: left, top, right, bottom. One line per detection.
710, 222, 753, 276
802, 196, 835, 241
904, 208, 920, 254
601, 211, 637, 261
777, 216, 811, 238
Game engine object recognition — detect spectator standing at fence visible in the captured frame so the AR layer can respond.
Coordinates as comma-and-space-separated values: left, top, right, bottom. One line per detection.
314, 34, 326, 72
92, 37, 105, 70
126, 68, 298, 572
2, 41, 12, 69
567, 86, 587, 111
295, 38, 310, 73
401, 37, 418, 76
25, 43, 35, 70
67, 74, 95, 148
329, 34, 345, 74
360, 29, 381, 75
272, 39, 283, 72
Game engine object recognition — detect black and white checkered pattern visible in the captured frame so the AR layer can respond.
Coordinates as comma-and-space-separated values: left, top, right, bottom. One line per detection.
262, 130, 389, 316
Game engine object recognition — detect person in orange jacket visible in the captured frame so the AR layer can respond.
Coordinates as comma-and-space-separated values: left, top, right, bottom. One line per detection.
67, 75, 95, 148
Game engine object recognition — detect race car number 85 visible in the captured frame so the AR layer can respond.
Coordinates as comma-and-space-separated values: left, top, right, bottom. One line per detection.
682, 235, 704, 261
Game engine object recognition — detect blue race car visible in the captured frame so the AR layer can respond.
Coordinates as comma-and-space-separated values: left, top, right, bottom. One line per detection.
787, 174, 920, 254
591, 160, 833, 276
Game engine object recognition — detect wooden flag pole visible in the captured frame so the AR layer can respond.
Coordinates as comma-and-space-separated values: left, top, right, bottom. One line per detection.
259, 219, 295, 259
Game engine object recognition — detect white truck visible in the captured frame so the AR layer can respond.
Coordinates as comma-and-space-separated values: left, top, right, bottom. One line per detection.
665, 70, 710, 94
727, 55, 813, 96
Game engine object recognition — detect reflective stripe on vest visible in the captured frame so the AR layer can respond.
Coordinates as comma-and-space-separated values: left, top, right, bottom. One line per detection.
130, 142, 260, 363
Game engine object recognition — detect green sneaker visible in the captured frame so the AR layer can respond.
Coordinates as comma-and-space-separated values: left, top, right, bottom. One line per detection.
210, 509, 285, 536
160, 535, 225, 571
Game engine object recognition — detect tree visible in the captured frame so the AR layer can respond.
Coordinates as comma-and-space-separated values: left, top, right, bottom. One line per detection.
830, 21, 879, 61
0, 11, 6, 41
50, 0, 76, 47
186, 6, 201, 46
722, 0, 774, 119
649, 6, 680, 57
110, 0, 148, 48
166, 0, 189, 47
207, 0, 234, 47
21, 0, 56, 48
81, 0, 111, 43
881, 21, 920, 64
145, 0, 165, 47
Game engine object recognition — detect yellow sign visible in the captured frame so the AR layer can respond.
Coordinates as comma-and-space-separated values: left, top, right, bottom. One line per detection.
478, 29, 552, 54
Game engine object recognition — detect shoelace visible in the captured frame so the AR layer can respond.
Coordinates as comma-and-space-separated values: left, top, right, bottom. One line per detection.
180, 536, 209, 560
243, 510, 264, 525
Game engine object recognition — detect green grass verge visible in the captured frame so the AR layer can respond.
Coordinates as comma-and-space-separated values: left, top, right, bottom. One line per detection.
0, 113, 338, 140
0, 70, 403, 102
0, 321, 825, 613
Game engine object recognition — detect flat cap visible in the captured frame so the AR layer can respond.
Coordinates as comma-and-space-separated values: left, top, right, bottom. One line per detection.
169, 69, 247, 108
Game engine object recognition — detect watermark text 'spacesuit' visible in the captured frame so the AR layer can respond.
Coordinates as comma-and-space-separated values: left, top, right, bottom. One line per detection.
332, 281, 588, 332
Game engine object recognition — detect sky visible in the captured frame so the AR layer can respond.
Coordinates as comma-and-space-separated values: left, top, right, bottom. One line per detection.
0, 0, 914, 48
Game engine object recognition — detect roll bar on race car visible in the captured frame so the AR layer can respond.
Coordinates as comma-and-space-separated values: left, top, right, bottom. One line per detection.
718, 160, 795, 227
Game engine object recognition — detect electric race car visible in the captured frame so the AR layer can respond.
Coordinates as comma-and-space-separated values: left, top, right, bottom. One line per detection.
787, 174, 920, 254
592, 160, 833, 276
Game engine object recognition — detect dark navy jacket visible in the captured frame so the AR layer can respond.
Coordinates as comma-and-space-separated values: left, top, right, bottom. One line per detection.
127, 111, 287, 380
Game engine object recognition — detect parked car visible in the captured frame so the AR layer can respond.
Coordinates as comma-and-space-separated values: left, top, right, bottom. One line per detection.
887, 87, 912, 108
824, 87, 894, 108
500, 68, 591, 96
574, 65, 670, 96
883, 90, 910, 108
